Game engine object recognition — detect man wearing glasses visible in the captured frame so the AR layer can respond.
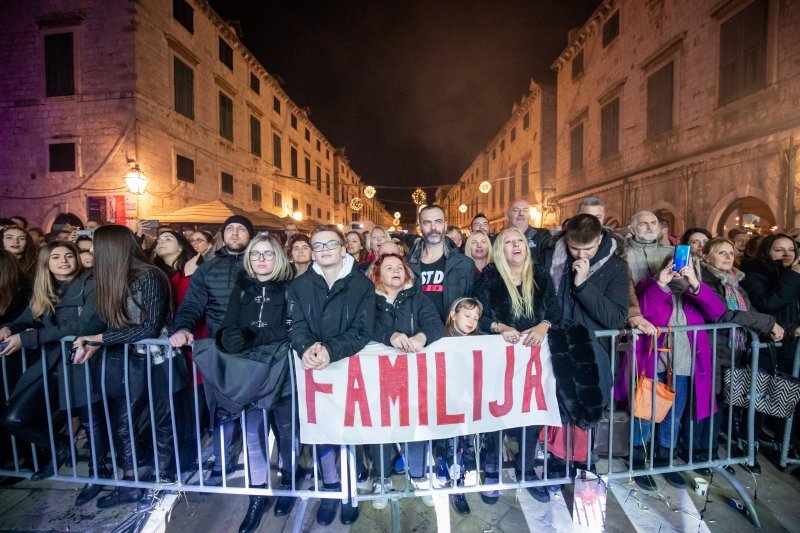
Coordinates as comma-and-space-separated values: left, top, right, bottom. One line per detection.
287, 224, 375, 526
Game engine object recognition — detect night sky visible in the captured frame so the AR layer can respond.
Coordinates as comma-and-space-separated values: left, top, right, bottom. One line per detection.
210, 0, 600, 219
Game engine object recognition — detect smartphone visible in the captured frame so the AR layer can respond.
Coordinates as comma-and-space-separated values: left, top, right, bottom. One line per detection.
673, 244, 691, 271
75, 229, 93, 238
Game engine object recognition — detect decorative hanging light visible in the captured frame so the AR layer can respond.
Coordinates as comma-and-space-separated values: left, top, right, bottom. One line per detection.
393, 217, 401, 226
458, 204, 468, 213
411, 188, 427, 206
349, 197, 363, 211
363, 185, 376, 199
123, 164, 150, 195
479, 181, 491, 194
388, 226, 396, 232
393, 211, 401, 219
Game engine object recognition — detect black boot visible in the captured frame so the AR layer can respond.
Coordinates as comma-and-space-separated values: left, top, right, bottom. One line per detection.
75, 462, 112, 507
340, 497, 359, 525
316, 483, 340, 526
450, 493, 471, 514
630, 447, 657, 492
239, 495, 270, 533
96, 485, 144, 508
657, 447, 686, 488
274, 480, 297, 517
30, 446, 71, 481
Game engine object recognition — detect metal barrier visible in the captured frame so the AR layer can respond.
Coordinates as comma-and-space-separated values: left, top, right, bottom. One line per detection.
0, 324, 786, 530
779, 338, 800, 469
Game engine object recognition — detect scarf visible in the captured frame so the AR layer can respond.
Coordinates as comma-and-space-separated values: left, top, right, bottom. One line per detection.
704, 262, 748, 350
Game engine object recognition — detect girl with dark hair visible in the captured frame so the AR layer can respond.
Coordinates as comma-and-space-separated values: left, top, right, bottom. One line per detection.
1, 226, 37, 280
190, 230, 215, 259
680, 227, 712, 257
0, 242, 99, 484
288, 234, 312, 276
0, 250, 31, 324
345, 230, 368, 262
72, 225, 173, 508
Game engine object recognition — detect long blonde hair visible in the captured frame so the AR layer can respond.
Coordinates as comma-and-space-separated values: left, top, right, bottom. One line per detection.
30, 241, 83, 319
492, 228, 534, 319
464, 230, 493, 265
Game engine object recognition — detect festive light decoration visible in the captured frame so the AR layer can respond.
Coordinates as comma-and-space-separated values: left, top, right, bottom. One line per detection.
350, 197, 363, 211
459, 204, 467, 213
363, 185, 376, 199
412, 188, 427, 205
123, 164, 149, 195
388, 226, 396, 232
479, 181, 491, 193
393, 218, 401, 226
394, 211, 402, 219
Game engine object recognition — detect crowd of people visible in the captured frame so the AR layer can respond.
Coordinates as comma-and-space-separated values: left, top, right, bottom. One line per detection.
0, 199, 798, 532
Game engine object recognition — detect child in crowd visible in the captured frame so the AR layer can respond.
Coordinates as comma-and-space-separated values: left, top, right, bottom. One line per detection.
445, 297, 482, 336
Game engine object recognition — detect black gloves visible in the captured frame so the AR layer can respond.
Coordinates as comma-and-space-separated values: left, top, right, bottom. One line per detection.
220, 328, 245, 353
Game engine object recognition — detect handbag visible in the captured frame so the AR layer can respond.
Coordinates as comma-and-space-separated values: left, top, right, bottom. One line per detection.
633, 328, 675, 423
592, 409, 630, 457
539, 425, 590, 463
722, 343, 800, 419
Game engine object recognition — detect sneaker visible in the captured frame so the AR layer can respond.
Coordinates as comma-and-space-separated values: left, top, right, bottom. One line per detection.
371, 478, 392, 510
356, 471, 373, 492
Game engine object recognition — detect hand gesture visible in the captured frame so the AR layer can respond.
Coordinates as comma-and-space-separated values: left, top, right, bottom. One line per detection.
71, 337, 100, 364
679, 265, 700, 291
0, 327, 11, 341
770, 323, 784, 342
658, 261, 677, 287
169, 329, 194, 348
572, 258, 590, 287
0, 334, 22, 356
390, 332, 414, 351
184, 254, 201, 277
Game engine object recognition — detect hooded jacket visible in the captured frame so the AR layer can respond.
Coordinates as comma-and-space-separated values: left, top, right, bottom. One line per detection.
287, 253, 375, 362
406, 236, 475, 321
172, 247, 246, 337
373, 283, 444, 347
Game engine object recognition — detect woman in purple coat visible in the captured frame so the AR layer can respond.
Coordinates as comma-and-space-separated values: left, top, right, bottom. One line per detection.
625, 256, 726, 491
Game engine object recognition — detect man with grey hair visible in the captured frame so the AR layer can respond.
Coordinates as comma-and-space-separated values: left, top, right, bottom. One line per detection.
507, 198, 550, 265
578, 197, 605, 222
626, 211, 674, 284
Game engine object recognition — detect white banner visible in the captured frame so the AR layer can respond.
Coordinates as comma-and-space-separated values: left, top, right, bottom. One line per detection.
294, 335, 561, 444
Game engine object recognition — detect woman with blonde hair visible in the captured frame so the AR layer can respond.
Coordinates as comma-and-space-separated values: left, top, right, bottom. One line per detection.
464, 230, 493, 273
474, 227, 561, 503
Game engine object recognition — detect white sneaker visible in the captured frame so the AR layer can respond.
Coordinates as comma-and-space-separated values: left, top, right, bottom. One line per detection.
356, 472, 374, 492
371, 478, 392, 510
420, 494, 435, 507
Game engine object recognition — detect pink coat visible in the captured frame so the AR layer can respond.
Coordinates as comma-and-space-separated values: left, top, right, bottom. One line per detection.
613, 278, 726, 421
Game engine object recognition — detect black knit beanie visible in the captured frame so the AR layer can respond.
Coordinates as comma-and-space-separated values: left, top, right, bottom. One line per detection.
221, 215, 254, 238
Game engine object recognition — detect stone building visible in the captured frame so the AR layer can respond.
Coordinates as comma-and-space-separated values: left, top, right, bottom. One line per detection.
438, 81, 557, 233
551, 0, 800, 234
0, 0, 391, 230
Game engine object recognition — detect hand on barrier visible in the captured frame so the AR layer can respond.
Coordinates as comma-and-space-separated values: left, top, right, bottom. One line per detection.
770, 323, 784, 342
0, 327, 11, 341
301, 342, 331, 371
497, 324, 521, 344
169, 329, 194, 348
522, 322, 549, 347
72, 335, 102, 364
390, 332, 427, 352
629, 315, 658, 336
0, 333, 21, 356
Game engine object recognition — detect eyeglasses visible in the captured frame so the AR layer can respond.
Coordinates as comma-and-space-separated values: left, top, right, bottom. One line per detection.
190, 238, 208, 244
311, 240, 342, 252
249, 250, 276, 260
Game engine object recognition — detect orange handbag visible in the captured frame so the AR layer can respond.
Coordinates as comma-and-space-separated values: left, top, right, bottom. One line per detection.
632, 328, 675, 423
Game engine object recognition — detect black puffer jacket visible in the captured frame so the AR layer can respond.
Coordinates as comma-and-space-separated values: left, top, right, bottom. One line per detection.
287, 256, 375, 362
374, 284, 444, 347
740, 259, 800, 331
406, 236, 476, 321
172, 247, 245, 337
524, 225, 551, 266
217, 272, 290, 352
473, 263, 562, 333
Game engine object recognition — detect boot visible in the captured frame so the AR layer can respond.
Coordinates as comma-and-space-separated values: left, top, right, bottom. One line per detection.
274, 478, 297, 517
316, 483, 340, 526
450, 493, 471, 514
75, 462, 112, 507
239, 495, 270, 533
96, 485, 144, 508
656, 447, 686, 488
630, 447, 657, 492
340, 497, 359, 525
30, 445, 72, 481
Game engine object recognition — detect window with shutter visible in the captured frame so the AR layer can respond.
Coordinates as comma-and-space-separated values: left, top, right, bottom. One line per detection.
522, 112, 530, 130
250, 116, 261, 156
647, 62, 674, 138
290, 147, 298, 177
172, 0, 193, 33
221, 172, 234, 194
272, 134, 282, 168
273, 191, 282, 208
572, 50, 584, 80
219, 92, 233, 141
603, 11, 619, 47
326, 173, 331, 195
509, 168, 516, 199
250, 73, 260, 94
601, 97, 620, 157
252, 184, 262, 202
719, 0, 768, 105
304, 157, 311, 183
570, 123, 584, 171
273, 96, 281, 114
44, 33, 74, 97
521, 161, 529, 196
176, 155, 195, 183
174, 57, 194, 119
219, 38, 233, 70
316, 166, 322, 190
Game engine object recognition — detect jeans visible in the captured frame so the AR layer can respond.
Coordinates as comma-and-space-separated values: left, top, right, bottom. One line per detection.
244, 395, 297, 486
633, 374, 689, 449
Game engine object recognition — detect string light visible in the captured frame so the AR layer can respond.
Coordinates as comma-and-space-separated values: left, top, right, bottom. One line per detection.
364, 185, 376, 199
412, 188, 427, 205
350, 197, 363, 211
393, 211, 401, 219
393, 217, 400, 226
479, 181, 491, 193
459, 204, 467, 213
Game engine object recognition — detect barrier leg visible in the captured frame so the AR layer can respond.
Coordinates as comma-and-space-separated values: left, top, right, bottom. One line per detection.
390, 498, 401, 533
713, 465, 761, 528
291, 499, 309, 533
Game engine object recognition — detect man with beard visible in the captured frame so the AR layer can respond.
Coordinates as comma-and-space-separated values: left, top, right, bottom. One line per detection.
507, 199, 550, 265
407, 205, 475, 322
625, 211, 674, 284
169, 215, 253, 486
405, 205, 475, 514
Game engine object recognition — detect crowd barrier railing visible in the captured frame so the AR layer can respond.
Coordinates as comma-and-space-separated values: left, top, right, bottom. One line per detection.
779, 338, 800, 469
0, 324, 784, 530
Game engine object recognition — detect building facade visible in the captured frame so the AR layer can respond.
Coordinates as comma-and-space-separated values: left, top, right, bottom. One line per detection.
0, 0, 390, 230
439, 80, 557, 233
552, 0, 800, 234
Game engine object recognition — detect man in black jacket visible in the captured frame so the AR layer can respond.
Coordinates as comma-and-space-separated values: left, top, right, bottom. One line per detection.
406, 205, 475, 322
287, 225, 375, 526
168, 215, 252, 488
507, 198, 550, 265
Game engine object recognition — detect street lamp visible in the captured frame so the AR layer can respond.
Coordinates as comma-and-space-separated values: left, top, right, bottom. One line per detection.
292, 211, 303, 221
124, 164, 149, 195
